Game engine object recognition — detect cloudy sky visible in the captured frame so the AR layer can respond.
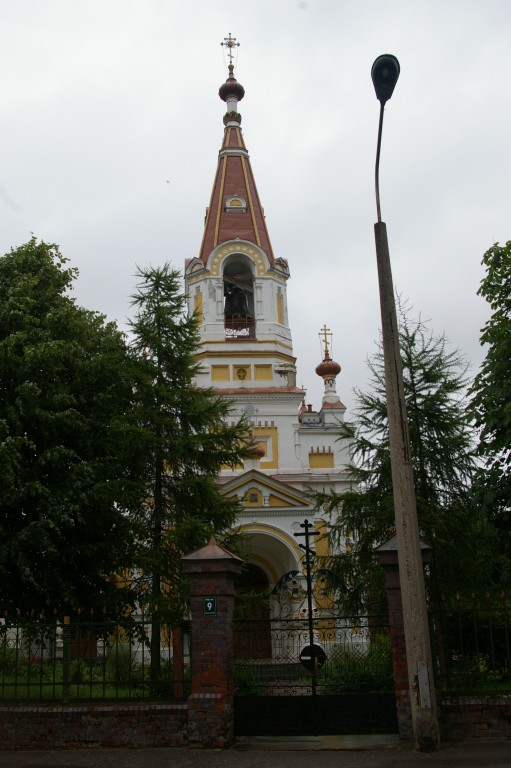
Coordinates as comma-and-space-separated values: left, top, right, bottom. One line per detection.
1, 1, 510, 414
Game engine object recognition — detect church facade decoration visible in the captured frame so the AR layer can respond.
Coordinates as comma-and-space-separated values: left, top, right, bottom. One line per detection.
185, 44, 352, 607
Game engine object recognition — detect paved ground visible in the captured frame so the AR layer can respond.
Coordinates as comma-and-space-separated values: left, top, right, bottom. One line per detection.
1, 737, 511, 768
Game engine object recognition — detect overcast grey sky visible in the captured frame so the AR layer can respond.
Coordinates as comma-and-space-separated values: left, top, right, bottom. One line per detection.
1, 1, 510, 413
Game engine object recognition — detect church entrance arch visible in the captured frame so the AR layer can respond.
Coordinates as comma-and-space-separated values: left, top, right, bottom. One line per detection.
233, 526, 302, 661
232, 526, 398, 738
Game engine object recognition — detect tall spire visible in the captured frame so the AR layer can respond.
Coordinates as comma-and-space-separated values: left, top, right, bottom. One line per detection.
198, 38, 274, 266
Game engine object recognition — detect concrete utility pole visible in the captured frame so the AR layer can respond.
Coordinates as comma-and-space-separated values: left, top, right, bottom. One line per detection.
371, 54, 440, 752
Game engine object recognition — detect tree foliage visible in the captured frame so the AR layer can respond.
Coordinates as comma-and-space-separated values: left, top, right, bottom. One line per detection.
0, 239, 135, 613
125, 265, 250, 676
315, 303, 491, 611
470, 241, 511, 573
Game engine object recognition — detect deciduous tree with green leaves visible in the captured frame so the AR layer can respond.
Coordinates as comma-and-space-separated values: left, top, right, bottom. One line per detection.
0, 238, 136, 614
126, 264, 250, 680
315, 303, 492, 612
470, 240, 511, 581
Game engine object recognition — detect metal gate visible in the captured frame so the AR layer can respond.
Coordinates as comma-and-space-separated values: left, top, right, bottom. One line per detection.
233, 612, 397, 736
233, 520, 397, 737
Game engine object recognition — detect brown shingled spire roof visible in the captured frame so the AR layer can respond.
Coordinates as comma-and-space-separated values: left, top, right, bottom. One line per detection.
198, 64, 275, 267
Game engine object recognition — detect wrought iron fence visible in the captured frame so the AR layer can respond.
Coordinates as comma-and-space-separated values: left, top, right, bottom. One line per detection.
430, 594, 511, 694
233, 614, 393, 696
0, 611, 190, 703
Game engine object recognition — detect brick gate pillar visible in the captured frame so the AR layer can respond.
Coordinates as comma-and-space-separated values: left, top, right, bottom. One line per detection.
375, 535, 432, 742
182, 537, 242, 748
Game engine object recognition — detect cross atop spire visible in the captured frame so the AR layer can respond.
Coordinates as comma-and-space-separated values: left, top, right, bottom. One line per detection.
221, 33, 240, 65
319, 324, 332, 358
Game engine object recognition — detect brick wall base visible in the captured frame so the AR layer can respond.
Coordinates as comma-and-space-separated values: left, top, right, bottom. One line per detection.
440, 696, 511, 742
2, 696, 511, 749
0, 704, 188, 749
187, 692, 234, 748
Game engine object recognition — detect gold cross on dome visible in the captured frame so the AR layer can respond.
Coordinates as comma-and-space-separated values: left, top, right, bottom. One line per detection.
221, 33, 240, 65
319, 324, 332, 357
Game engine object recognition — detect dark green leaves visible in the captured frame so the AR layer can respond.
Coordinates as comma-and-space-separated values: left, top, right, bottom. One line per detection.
0, 239, 135, 613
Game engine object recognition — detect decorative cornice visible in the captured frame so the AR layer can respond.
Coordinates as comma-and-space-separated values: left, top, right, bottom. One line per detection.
223, 111, 242, 126
219, 147, 250, 158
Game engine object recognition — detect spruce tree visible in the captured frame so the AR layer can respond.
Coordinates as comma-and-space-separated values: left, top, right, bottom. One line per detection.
126, 264, 249, 680
316, 303, 491, 612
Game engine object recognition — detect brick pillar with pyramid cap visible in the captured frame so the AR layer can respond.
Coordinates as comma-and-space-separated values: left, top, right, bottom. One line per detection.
375, 535, 433, 742
182, 537, 242, 748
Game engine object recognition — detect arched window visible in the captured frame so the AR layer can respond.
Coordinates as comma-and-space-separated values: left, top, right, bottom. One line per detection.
225, 194, 247, 213
223, 254, 256, 339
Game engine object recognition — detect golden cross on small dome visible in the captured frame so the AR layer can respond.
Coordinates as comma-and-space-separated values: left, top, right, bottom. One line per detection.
221, 33, 240, 65
319, 324, 332, 357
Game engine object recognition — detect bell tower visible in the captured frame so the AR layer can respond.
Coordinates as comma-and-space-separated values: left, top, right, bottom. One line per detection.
183, 38, 353, 605
185, 42, 298, 395
185, 37, 353, 563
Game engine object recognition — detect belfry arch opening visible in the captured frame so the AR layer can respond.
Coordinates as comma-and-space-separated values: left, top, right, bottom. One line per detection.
223, 254, 256, 339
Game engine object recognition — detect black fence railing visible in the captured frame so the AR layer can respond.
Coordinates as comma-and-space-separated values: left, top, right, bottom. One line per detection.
430, 594, 511, 694
4, 598, 510, 704
0, 611, 190, 704
233, 614, 393, 696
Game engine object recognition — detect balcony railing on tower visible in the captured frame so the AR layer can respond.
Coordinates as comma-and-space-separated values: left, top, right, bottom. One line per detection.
225, 316, 256, 339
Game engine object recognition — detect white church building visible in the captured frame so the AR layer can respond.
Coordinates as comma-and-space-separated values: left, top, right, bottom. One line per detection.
185, 50, 353, 602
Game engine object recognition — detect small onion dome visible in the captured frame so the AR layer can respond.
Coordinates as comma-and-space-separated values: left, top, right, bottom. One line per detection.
219, 64, 245, 103
246, 442, 265, 459
315, 353, 341, 379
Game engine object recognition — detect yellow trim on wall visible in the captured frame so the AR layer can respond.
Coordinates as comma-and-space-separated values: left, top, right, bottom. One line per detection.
251, 425, 278, 470
314, 520, 331, 558
195, 288, 203, 323
313, 520, 335, 613
209, 242, 267, 277
254, 364, 272, 381
211, 365, 230, 382
309, 452, 335, 469
269, 494, 292, 507
244, 487, 262, 506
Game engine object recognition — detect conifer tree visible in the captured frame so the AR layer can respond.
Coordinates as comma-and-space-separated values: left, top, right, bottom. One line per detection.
316, 303, 492, 612
126, 264, 250, 680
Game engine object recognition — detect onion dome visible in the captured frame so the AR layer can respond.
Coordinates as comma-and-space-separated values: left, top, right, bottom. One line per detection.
315, 327, 343, 409
246, 442, 265, 460
219, 64, 245, 103
219, 64, 245, 127
315, 352, 341, 379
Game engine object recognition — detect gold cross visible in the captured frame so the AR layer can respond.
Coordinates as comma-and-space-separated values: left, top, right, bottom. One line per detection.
319, 324, 332, 357
221, 33, 240, 65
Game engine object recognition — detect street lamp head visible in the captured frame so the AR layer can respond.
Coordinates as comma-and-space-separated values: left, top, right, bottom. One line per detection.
371, 54, 400, 105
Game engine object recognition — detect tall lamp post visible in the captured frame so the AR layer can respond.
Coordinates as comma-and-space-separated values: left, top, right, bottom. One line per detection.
371, 55, 440, 751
